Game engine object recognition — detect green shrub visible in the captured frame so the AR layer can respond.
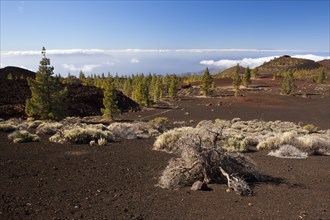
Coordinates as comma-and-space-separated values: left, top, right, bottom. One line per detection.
64, 127, 113, 144
303, 124, 318, 133
8, 130, 40, 143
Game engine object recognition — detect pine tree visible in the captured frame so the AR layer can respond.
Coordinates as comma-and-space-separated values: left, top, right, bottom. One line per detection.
79, 70, 85, 80
201, 67, 214, 96
7, 73, 13, 80
123, 77, 132, 97
317, 70, 326, 84
232, 64, 241, 97
25, 47, 67, 120
132, 75, 150, 107
153, 76, 162, 103
251, 68, 258, 79
242, 66, 251, 87
168, 74, 178, 99
101, 77, 119, 119
281, 70, 295, 95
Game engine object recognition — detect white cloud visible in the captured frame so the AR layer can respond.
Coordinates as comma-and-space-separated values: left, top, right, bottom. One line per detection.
200, 56, 278, 68
62, 64, 100, 73
292, 54, 330, 61
130, 58, 140, 63
200, 54, 330, 69
200, 60, 215, 65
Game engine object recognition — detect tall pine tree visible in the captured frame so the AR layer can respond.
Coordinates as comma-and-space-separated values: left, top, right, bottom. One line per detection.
242, 66, 251, 87
232, 64, 241, 97
281, 70, 295, 95
25, 47, 67, 120
101, 77, 119, 119
201, 67, 214, 96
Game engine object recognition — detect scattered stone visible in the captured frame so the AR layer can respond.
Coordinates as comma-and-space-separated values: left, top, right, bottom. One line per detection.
185, 112, 190, 116
190, 181, 208, 191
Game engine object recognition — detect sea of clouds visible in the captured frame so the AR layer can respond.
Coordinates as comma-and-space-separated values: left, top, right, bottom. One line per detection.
1, 49, 329, 76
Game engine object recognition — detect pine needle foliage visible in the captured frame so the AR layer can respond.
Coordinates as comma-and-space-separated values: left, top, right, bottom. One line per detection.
281, 70, 295, 95
101, 77, 119, 119
232, 64, 241, 96
316, 70, 326, 84
201, 67, 214, 96
25, 47, 68, 120
242, 66, 251, 87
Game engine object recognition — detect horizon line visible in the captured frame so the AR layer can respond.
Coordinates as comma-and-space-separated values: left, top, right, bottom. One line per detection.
2, 48, 329, 56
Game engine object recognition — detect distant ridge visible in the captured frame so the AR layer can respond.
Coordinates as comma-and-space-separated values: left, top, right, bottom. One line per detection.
0, 66, 36, 79
318, 59, 330, 68
216, 65, 245, 78
256, 56, 322, 76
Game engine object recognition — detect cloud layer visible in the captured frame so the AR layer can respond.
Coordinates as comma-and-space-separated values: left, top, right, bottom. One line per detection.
1, 48, 329, 75
1, 48, 318, 57
200, 54, 330, 69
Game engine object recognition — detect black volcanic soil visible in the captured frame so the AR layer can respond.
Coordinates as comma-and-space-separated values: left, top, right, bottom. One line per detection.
0, 76, 329, 219
0, 133, 329, 219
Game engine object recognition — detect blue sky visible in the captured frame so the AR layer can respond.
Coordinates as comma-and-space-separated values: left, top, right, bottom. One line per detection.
1, 1, 329, 75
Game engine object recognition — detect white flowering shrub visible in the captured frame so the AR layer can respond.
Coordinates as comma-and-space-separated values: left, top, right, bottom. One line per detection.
8, 130, 40, 143
0, 121, 18, 132
268, 145, 308, 159
36, 122, 63, 135
27, 120, 43, 129
108, 121, 159, 140
49, 123, 113, 144
153, 127, 217, 154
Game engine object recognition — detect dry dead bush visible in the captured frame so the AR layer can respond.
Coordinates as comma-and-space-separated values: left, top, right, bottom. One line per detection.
157, 135, 260, 193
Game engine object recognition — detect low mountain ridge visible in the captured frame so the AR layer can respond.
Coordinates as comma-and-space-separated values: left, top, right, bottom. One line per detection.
216, 65, 245, 77
0, 66, 36, 79
256, 56, 322, 76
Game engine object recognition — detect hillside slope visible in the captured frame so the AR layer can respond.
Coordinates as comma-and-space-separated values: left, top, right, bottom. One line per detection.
0, 66, 36, 79
256, 56, 322, 76
216, 65, 245, 78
